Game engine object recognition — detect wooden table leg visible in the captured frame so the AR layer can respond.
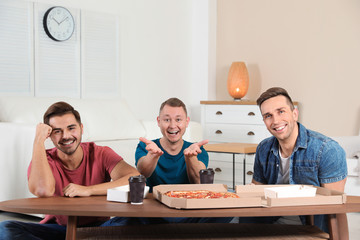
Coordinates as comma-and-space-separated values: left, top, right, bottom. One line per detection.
66, 216, 78, 240
328, 214, 339, 240
233, 153, 236, 189
305, 215, 314, 225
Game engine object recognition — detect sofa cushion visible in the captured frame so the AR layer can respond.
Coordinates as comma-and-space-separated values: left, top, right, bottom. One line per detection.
0, 97, 48, 124
0, 97, 145, 141
75, 99, 145, 141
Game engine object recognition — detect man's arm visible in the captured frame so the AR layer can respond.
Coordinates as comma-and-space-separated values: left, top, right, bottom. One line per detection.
251, 179, 263, 185
183, 140, 208, 184
136, 137, 163, 178
63, 160, 140, 197
28, 123, 56, 197
321, 178, 347, 192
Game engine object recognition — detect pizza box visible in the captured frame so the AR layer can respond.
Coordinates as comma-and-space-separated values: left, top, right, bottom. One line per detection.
264, 185, 317, 199
107, 185, 150, 203
235, 184, 346, 207
153, 184, 262, 209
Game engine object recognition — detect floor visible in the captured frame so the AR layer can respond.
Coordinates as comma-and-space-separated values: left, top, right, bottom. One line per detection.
0, 211, 359, 239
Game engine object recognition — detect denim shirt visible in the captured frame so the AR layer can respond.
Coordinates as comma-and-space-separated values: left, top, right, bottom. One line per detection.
253, 123, 347, 232
253, 123, 347, 186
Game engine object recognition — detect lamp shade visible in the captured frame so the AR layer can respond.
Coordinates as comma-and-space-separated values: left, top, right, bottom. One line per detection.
227, 62, 249, 100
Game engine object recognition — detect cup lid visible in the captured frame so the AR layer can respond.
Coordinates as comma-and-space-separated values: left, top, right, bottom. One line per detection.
129, 175, 146, 183
199, 168, 214, 175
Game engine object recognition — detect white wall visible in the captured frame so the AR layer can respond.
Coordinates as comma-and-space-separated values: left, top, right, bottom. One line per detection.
25, 0, 217, 122
217, 0, 360, 136
118, 0, 216, 122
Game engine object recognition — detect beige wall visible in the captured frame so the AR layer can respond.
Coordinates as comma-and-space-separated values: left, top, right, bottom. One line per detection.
216, 0, 360, 136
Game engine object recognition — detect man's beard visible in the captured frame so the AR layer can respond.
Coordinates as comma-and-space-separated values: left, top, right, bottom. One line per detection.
58, 142, 81, 155
56, 136, 82, 155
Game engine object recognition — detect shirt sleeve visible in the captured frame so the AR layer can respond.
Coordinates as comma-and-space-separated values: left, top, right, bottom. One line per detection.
318, 140, 347, 184
101, 146, 123, 175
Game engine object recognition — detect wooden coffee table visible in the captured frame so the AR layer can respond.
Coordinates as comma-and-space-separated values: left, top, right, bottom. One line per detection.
1, 194, 360, 240
204, 143, 258, 188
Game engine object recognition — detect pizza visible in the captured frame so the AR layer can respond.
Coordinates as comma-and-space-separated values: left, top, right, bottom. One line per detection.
164, 190, 240, 199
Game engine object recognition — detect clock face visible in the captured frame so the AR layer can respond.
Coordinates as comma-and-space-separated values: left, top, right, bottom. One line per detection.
43, 7, 75, 42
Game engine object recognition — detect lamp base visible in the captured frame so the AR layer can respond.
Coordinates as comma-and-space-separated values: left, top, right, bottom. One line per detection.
233, 98, 242, 101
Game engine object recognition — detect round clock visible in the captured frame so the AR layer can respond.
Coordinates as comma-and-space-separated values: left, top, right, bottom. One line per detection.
43, 6, 75, 42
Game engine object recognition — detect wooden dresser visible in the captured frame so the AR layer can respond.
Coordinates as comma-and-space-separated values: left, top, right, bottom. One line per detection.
200, 100, 269, 186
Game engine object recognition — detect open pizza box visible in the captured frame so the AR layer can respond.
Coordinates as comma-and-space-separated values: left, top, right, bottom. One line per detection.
153, 184, 262, 209
235, 184, 346, 207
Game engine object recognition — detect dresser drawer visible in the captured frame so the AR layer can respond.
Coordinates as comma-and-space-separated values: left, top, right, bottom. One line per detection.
208, 153, 255, 186
204, 105, 263, 124
207, 152, 233, 162
205, 123, 270, 143
208, 159, 241, 183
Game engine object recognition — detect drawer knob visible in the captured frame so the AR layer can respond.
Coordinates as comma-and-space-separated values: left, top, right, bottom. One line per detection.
247, 171, 254, 176
215, 130, 223, 134
215, 167, 222, 172
215, 111, 223, 115
247, 131, 255, 136
248, 112, 255, 116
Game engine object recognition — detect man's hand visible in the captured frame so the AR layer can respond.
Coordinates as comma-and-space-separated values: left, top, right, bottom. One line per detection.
183, 140, 209, 157
63, 183, 91, 198
139, 137, 163, 157
34, 123, 52, 143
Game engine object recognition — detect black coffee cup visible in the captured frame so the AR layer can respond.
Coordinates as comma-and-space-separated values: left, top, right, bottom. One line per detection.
128, 175, 146, 204
199, 168, 215, 184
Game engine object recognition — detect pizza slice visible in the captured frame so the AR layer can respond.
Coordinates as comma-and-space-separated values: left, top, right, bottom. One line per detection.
164, 190, 240, 199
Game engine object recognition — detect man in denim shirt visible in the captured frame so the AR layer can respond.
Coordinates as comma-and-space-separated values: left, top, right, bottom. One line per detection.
252, 87, 348, 237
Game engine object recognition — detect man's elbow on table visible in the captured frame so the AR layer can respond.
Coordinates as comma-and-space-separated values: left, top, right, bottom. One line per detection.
29, 183, 55, 198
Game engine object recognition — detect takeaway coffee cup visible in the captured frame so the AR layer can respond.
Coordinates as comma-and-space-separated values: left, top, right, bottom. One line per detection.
199, 168, 215, 184
128, 175, 146, 205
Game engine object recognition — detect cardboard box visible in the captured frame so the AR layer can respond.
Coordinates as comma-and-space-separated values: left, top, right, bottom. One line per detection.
264, 185, 317, 199
153, 184, 262, 209
107, 185, 150, 203
236, 184, 346, 207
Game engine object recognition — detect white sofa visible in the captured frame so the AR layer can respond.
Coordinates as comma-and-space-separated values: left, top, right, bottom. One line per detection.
332, 135, 360, 196
0, 97, 203, 202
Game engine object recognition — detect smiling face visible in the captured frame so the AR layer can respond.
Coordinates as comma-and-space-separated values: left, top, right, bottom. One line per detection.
260, 95, 299, 144
157, 105, 189, 145
49, 113, 83, 156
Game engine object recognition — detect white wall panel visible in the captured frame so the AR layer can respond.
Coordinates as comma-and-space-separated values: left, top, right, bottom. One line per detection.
34, 3, 80, 97
0, 0, 33, 95
81, 11, 120, 98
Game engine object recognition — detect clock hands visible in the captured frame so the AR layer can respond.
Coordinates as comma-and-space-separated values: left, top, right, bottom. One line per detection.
59, 17, 69, 25
50, 16, 69, 26
51, 16, 61, 25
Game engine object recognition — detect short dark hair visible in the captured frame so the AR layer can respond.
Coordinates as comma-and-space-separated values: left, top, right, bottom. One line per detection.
159, 97, 187, 116
256, 87, 294, 110
43, 101, 81, 125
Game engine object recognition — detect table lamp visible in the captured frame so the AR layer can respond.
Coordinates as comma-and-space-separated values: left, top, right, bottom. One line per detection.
227, 62, 249, 100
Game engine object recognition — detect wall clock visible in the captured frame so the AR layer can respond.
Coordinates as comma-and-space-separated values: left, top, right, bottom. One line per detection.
43, 6, 75, 41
